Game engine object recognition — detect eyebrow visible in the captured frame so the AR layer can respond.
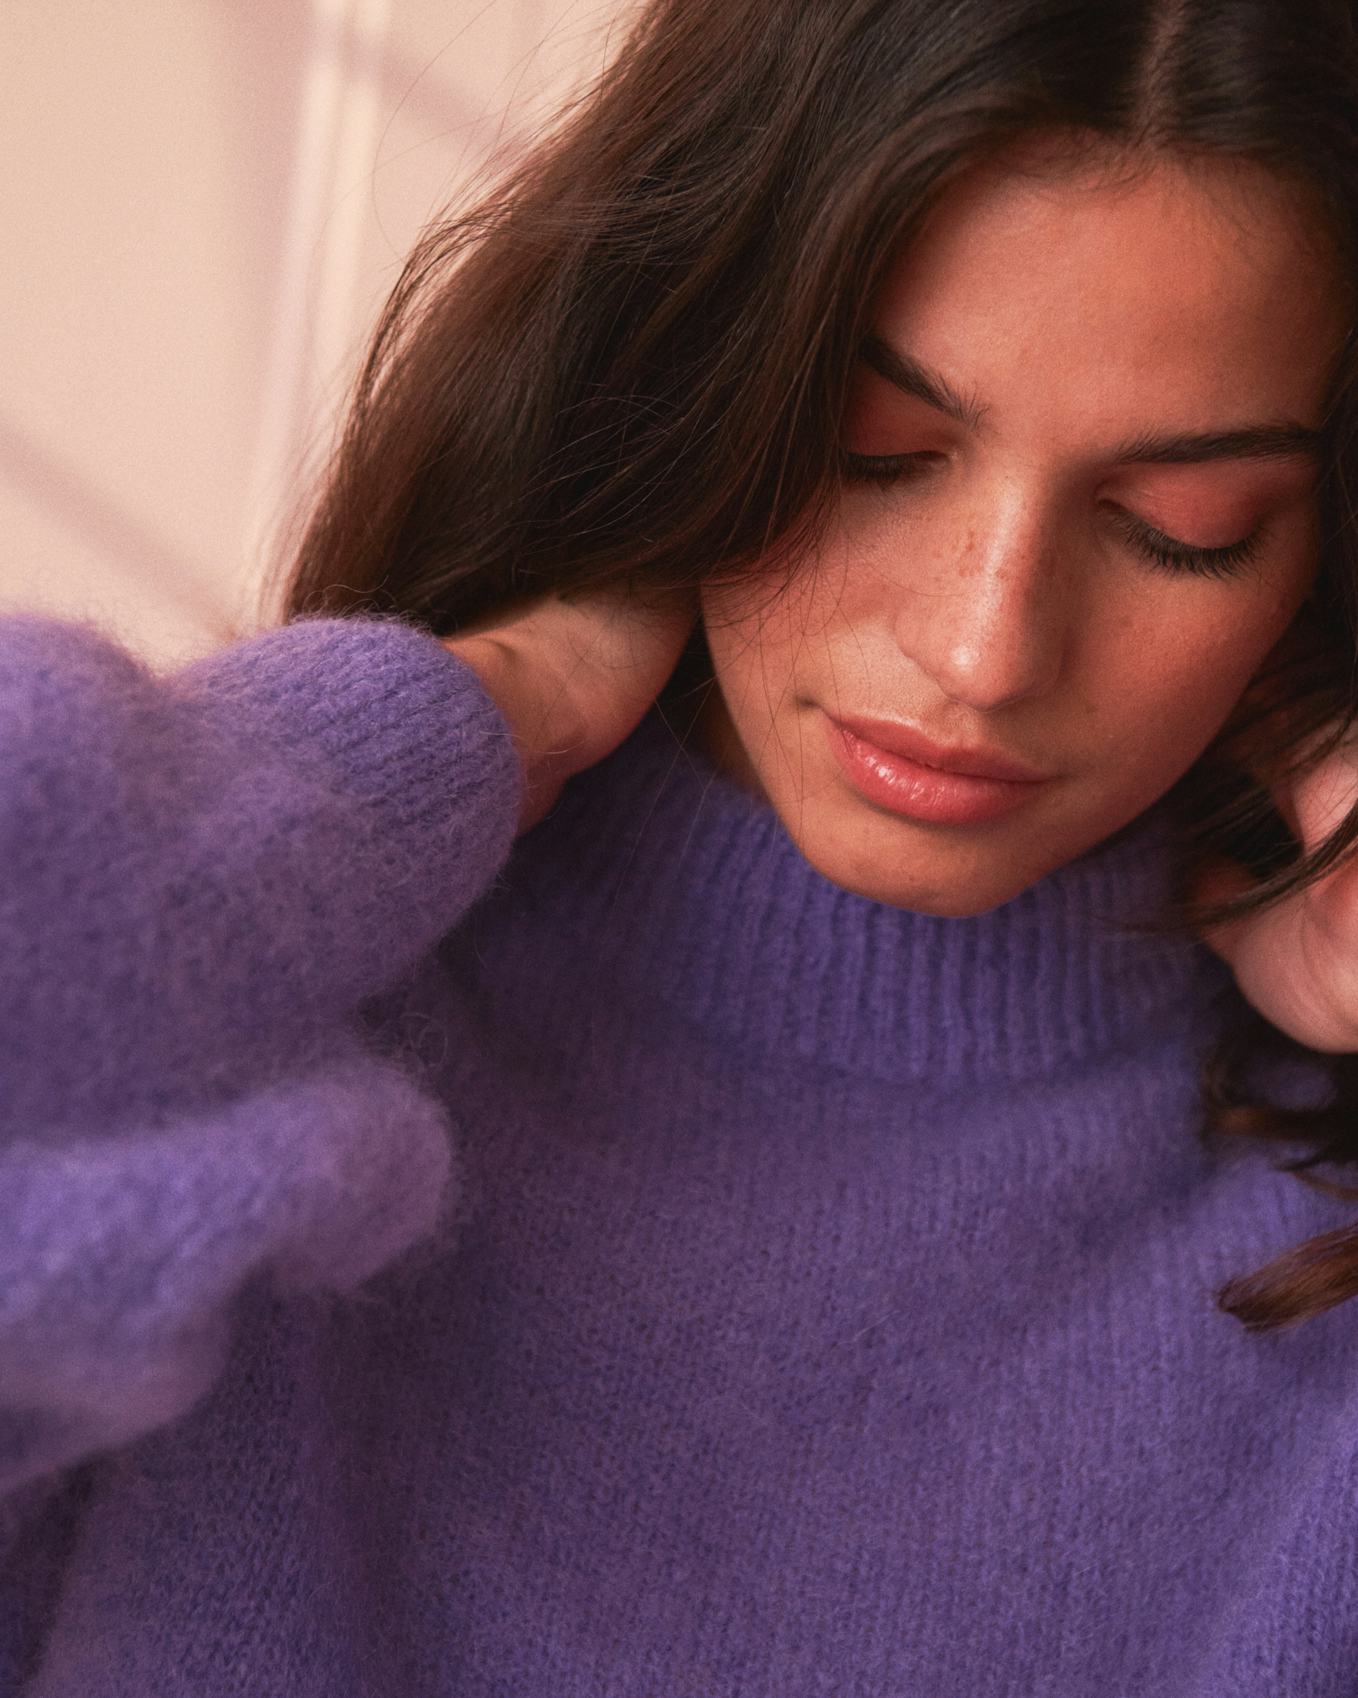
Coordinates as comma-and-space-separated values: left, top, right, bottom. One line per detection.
858, 333, 1324, 466
860, 335, 988, 431
1108, 423, 1323, 465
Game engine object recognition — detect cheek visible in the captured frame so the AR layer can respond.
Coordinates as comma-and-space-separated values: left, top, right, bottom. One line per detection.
700, 569, 837, 709
1086, 591, 1306, 776
701, 525, 869, 694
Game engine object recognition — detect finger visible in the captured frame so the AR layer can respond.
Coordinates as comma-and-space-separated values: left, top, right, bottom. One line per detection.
1274, 733, 1358, 858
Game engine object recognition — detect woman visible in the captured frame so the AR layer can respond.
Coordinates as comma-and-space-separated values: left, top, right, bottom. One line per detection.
5, 0, 1358, 1691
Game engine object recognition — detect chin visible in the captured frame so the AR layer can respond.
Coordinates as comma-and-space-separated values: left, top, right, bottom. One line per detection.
787, 819, 1054, 918
831, 876, 1036, 919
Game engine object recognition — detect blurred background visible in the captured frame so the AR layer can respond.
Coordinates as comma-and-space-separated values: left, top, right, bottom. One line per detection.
0, 0, 629, 666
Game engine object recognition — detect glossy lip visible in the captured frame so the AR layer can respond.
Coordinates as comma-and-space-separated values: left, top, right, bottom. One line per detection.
827, 712, 1053, 783
823, 712, 1052, 827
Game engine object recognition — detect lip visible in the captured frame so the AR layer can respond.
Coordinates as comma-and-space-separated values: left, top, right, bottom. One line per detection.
824, 712, 1052, 827
828, 714, 1053, 782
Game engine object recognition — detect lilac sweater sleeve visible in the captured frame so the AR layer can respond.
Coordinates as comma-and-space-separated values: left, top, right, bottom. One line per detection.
0, 611, 522, 1500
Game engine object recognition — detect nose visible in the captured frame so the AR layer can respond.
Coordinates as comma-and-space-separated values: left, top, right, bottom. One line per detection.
892, 491, 1069, 711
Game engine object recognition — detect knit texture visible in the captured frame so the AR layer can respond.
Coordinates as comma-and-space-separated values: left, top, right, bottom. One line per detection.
2, 611, 1356, 1697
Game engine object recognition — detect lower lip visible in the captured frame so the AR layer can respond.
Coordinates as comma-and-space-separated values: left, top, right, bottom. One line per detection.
824, 715, 1049, 826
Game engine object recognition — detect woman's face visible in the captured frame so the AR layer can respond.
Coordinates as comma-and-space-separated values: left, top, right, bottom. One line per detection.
698, 148, 1349, 915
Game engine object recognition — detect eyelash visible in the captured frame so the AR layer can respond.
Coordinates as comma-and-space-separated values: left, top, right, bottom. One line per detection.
838, 451, 1265, 583
841, 451, 936, 490
1108, 511, 1264, 581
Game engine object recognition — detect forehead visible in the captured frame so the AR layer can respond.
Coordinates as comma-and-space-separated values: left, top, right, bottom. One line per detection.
870, 148, 1349, 429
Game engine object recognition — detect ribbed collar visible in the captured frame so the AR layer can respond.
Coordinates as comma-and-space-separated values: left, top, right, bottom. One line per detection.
502, 708, 1230, 1086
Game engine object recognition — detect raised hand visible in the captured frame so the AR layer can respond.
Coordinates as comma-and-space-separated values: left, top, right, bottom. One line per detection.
1192, 728, 1358, 1052
442, 584, 698, 833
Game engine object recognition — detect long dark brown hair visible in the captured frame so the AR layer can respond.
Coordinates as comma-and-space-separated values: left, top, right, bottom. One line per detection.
274, 0, 1358, 1332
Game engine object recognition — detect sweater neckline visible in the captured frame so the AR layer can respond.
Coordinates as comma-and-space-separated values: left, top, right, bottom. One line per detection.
502, 706, 1230, 1085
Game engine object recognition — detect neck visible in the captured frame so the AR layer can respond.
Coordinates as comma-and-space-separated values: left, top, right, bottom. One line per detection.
494, 708, 1232, 1088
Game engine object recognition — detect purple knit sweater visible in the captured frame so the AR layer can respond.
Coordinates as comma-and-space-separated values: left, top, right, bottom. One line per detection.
2, 610, 1356, 1697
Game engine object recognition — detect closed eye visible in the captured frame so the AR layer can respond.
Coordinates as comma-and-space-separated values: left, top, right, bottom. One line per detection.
840, 450, 941, 488
1110, 509, 1265, 581
842, 450, 1266, 582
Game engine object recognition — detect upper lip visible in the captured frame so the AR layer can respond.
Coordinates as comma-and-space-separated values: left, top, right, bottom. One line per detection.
828, 712, 1054, 783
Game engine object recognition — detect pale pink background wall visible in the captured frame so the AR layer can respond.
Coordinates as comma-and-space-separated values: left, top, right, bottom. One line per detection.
0, 0, 631, 666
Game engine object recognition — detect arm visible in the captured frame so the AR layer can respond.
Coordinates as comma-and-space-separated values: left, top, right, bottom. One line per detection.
0, 611, 522, 1497
1, 611, 522, 1127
